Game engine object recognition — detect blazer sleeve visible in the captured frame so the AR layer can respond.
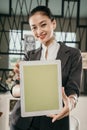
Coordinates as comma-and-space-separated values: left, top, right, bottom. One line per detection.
64, 48, 82, 96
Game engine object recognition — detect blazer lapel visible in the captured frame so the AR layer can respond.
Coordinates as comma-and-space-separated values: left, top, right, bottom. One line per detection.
30, 43, 70, 70
56, 43, 70, 70
30, 46, 42, 60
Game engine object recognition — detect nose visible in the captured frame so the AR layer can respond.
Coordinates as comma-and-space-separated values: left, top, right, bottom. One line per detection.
36, 27, 43, 36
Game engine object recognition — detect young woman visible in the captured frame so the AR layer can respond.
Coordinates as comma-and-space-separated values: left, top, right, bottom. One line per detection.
10, 6, 82, 130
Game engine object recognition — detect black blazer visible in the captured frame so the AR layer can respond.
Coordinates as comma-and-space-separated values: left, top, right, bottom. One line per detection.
10, 43, 82, 130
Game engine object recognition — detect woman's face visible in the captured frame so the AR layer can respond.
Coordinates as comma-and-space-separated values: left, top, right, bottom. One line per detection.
29, 12, 56, 46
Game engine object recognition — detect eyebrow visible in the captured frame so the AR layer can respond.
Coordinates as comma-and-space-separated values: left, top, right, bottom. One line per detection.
31, 20, 47, 27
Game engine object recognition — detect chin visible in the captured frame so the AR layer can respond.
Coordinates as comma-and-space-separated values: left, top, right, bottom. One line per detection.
37, 37, 49, 45
39, 39, 47, 44
41, 39, 49, 43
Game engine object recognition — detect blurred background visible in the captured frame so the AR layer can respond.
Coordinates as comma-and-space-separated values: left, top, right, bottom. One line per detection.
0, 0, 87, 130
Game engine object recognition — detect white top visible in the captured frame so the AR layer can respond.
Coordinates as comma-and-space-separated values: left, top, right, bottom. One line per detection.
40, 40, 60, 60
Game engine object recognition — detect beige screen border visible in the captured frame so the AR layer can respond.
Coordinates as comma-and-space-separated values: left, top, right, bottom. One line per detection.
20, 60, 62, 117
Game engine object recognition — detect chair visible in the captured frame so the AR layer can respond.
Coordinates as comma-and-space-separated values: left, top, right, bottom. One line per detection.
70, 115, 80, 130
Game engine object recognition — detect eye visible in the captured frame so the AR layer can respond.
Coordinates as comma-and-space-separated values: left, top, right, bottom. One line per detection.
31, 26, 37, 31
41, 23, 47, 27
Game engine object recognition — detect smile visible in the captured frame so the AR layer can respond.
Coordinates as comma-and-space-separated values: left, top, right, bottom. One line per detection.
38, 33, 46, 40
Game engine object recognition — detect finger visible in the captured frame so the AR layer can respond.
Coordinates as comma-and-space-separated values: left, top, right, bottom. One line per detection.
14, 67, 20, 74
57, 111, 70, 120
15, 73, 20, 80
46, 114, 56, 118
14, 62, 20, 73
48, 106, 68, 122
15, 63, 19, 68
52, 109, 69, 122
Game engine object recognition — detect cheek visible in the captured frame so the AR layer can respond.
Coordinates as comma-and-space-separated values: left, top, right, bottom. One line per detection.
47, 25, 54, 33
31, 31, 36, 37
48, 29, 54, 37
31, 32, 38, 41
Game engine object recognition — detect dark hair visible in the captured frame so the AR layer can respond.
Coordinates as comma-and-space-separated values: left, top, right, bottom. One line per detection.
29, 6, 54, 21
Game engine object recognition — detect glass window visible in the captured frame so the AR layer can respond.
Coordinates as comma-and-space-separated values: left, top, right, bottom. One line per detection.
9, 30, 76, 68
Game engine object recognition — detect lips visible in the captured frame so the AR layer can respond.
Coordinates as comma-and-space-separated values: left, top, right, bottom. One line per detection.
38, 33, 46, 40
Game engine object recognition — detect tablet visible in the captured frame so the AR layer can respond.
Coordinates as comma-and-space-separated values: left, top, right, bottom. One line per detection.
20, 60, 62, 117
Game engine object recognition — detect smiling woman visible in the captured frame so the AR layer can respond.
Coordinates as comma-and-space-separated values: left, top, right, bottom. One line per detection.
10, 5, 82, 130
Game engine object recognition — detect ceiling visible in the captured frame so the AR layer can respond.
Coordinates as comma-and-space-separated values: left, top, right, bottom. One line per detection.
0, 0, 87, 18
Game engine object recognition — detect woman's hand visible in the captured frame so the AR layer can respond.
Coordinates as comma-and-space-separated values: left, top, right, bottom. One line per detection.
13, 61, 20, 80
11, 61, 20, 98
48, 87, 77, 123
12, 84, 20, 97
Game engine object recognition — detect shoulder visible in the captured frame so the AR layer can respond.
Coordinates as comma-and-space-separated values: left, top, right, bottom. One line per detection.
59, 42, 81, 57
27, 46, 42, 56
24, 46, 42, 60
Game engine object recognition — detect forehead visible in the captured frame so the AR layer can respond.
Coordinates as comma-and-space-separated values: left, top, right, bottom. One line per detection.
29, 12, 50, 26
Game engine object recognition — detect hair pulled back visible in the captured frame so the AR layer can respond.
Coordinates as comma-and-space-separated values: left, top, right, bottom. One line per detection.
29, 6, 54, 21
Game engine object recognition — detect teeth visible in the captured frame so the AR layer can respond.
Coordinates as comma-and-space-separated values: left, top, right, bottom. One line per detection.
40, 34, 45, 38
37, 33, 46, 39
40, 36, 44, 38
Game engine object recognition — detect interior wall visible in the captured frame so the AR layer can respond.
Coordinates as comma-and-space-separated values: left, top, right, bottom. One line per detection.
71, 96, 87, 130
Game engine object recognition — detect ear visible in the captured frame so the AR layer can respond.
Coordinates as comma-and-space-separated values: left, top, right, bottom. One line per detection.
52, 19, 57, 30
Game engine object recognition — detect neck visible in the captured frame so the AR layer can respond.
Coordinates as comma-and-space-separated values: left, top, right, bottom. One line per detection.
44, 36, 55, 47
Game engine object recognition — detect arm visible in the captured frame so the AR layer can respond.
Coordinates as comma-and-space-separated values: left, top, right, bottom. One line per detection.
65, 49, 82, 96
48, 48, 82, 122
